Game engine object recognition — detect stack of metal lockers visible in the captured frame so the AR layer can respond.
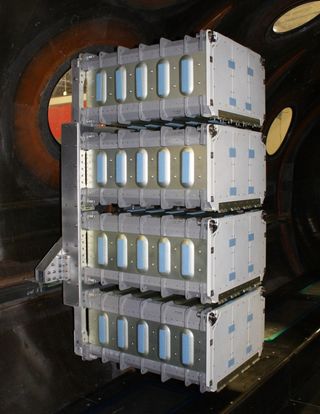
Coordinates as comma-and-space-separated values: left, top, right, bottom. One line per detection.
50, 30, 267, 392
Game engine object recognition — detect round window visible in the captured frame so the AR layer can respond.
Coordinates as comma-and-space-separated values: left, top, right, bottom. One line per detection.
266, 107, 293, 155
47, 69, 73, 143
273, 1, 320, 33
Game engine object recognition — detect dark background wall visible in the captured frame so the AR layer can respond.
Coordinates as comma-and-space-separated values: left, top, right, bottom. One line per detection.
0, 1, 319, 412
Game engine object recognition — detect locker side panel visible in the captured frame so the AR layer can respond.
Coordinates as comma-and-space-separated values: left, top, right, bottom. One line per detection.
210, 211, 265, 302
211, 32, 265, 126
206, 288, 264, 391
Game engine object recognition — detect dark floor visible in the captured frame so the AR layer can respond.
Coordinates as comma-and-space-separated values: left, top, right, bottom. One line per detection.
280, 369, 320, 413
58, 278, 320, 414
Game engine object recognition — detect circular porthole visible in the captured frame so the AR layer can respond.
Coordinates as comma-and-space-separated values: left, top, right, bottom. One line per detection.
10, 18, 143, 190
47, 69, 73, 143
273, 1, 320, 33
266, 107, 293, 155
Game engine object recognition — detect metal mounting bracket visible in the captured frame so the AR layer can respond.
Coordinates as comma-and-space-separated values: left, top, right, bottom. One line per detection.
35, 238, 70, 285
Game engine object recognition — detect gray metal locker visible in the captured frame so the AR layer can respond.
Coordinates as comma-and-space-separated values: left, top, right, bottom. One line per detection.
81, 124, 265, 212
73, 30, 265, 127
76, 287, 264, 393
82, 211, 266, 303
